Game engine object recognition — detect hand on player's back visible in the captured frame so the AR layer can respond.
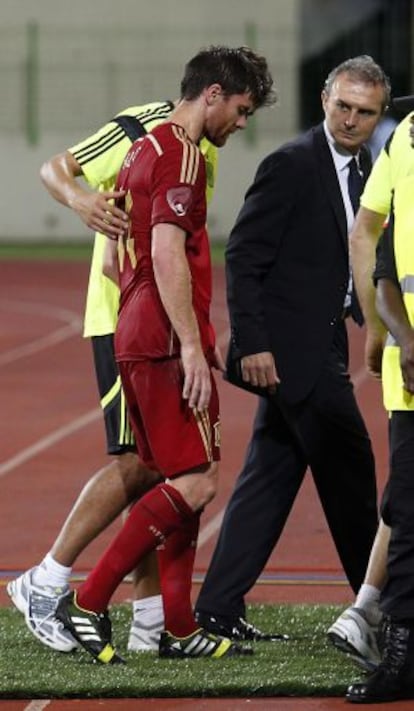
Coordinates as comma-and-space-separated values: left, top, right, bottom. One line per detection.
73, 189, 129, 239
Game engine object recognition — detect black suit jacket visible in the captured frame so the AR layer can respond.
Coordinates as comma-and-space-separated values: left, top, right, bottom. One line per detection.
225, 123, 371, 405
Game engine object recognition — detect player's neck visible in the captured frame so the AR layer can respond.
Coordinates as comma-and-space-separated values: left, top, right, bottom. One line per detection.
168, 99, 205, 144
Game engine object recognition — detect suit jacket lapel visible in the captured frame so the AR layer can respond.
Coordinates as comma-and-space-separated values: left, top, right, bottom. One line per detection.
313, 125, 348, 251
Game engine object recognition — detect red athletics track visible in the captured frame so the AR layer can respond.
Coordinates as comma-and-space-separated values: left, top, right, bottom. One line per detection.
0, 260, 393, 710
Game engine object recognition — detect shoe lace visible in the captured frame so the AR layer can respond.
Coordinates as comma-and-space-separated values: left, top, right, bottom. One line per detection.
30, 589, 64, 627
238, 618, 257, 634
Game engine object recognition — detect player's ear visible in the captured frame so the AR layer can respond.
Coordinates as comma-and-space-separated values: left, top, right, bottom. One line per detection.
205, 84, 223, 106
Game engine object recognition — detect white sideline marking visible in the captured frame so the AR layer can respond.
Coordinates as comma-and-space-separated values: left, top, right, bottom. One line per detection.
0, 300, 82, 366
0, 366, 369, 541
0, 296, 369, 546
24, 701, 51, 711
0, 324, 80, 367
197, 365, 368, 546
198, 510, 224, 548
0, 409, 101, 479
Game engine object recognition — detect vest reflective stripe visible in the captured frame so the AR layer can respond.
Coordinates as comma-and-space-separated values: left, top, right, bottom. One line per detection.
400, 275, 414, 294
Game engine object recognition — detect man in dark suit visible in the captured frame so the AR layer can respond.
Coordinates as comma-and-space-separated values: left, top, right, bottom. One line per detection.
195, 56, 391, 641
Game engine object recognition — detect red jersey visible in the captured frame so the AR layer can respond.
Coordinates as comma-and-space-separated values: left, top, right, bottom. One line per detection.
114, 122, 215, 363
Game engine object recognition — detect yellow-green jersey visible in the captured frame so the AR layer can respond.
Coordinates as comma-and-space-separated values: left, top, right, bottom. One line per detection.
361, 113, 414, 410
69, 101, 218, 337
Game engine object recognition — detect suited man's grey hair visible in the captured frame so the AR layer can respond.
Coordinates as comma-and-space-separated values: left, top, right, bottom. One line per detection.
324, 55, 391, 112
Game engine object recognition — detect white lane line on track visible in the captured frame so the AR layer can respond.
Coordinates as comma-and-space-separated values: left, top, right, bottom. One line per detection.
0, 368, 369, 542
0, 300, 82, 366
0, 297, 369, 546
0, 324, 80, 366
24, 701, 51, 711
198, 510, 224, 548
0, 408, 101, 479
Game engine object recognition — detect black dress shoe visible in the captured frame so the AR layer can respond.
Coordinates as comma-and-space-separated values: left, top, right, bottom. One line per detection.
195, 610, 289, 642
346, 619, 414, 703
346, 666, 414, 703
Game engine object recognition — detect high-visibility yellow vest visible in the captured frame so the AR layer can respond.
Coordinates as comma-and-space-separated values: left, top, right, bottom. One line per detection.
382, 175, 414, 410
362, 113, 414, 410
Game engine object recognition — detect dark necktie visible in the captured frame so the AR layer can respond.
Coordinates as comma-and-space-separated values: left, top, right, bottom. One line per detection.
347, 157, 363, 215
347, 157, 364, 325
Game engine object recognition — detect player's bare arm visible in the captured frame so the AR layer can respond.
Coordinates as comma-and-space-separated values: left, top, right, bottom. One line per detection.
152, 222, 211, 412
377, 277, 414, 393
350, 206, 388, 377
40, 150, 128, 239
102, 237, 120, 285
241, 351, 280, 392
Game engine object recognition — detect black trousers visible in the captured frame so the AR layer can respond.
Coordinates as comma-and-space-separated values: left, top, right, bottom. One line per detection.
196, 324, 378, 620
381, 411, 414, 621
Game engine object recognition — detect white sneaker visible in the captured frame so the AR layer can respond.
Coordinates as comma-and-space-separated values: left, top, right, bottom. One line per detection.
327, 606, 381, 671
127, 618, 163, 652
7, 568, 78, 653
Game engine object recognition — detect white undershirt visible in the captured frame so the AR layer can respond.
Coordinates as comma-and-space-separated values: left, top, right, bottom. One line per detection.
323, 121, 363, 308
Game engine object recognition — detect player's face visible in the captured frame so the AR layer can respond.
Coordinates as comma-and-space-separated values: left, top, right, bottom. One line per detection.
322, 73, 385, 155
205, 91, 255, 147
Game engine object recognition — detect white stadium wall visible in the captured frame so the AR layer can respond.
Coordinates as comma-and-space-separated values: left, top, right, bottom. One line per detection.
0, 0, 300, 241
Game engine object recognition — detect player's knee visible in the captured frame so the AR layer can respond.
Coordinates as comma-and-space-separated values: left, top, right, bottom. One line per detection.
116, 451, 161, 497
200, 462, 219, 505
189, 461, 219, 509
171, 461, 219, 510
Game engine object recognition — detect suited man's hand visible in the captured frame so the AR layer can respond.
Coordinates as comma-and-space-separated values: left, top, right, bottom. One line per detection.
241, 351, 280, 392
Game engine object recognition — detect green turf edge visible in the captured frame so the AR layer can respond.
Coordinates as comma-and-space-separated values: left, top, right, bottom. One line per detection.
0, 240, 227, 264
0, 602, 364, 699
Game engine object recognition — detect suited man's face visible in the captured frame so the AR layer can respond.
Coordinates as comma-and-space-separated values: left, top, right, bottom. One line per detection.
322, 73, 385, 154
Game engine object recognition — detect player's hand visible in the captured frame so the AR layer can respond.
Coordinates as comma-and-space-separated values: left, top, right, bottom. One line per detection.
72, 190, 129, 239
400, 333, 414, 393
181, 344, 212, 411
241, 351, 280, 393
364, 329, 384, 380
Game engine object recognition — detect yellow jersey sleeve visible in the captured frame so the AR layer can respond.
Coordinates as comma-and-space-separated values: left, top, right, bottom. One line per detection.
360, 148, 392, 217
361, 114, 412, 218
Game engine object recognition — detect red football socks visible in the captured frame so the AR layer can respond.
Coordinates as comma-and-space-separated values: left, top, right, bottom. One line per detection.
77, 483, 193, 612
157, 511, 200, 637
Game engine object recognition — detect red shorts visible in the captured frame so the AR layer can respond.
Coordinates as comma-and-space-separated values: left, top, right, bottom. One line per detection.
118, 358, 220, 478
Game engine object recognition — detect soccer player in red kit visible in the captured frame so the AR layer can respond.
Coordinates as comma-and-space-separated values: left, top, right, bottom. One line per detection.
115, 123, 219, 476
56, 45, 275, 663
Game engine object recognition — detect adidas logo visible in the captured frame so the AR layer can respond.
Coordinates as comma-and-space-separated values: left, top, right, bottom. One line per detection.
185, 633, 216, 656
71, 615, 101, 642
173, 633, 217, 656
